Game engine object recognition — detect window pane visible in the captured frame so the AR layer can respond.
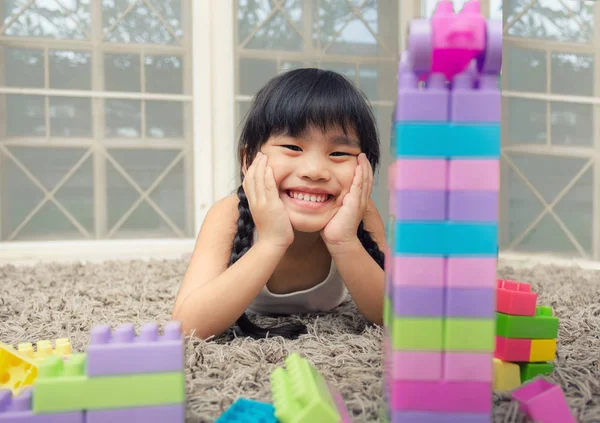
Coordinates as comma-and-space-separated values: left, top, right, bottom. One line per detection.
239, 58, 277, 96
551, 52, 594, 97
50, 97, 93, 137
505, 98, 546, 144
550, 102, 593, 146
146, 101, 184, 138
49, 50, 92, 90
105, 100, 141, 138
104, 53, 141, 92
5, 95, 45, 137
506, 46, 546, 93
3, 48, 44, 88
145, 55, 183, 94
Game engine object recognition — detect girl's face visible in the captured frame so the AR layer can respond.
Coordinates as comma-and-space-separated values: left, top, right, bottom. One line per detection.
258, 125, 362, 233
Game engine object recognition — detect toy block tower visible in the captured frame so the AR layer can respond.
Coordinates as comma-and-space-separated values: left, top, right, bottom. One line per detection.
383, 1, 502, 422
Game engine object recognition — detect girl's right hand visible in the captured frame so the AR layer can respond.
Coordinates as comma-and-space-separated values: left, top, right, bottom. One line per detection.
243, 152, 294, 249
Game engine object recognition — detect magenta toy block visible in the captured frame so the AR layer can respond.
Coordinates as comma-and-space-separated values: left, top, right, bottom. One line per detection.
450, 73, 500, 123
392, 411, 491, 423
391, 160, 447, 190
392, 257, 445, 287
392, 352, 442, 381
0, 388, 83, 422
331, 391, 352, 423
86, 321, 183, 376
393, 286, 444, 316
446, 258, 497, 288
87, 404, 184, 423
390, 381, 491, 413
445, 287, 495, 317
394, 72, 449, 122
448, 191, 498, 221
448, 160, 499, 191
443, 353, 493, 382
392, 190, 446, 220
512, 378, 576, 423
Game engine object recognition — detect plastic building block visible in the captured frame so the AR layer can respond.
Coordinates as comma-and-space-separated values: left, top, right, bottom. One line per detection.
87, 321, 183, 375
494, 336, 556, 362
32, 354, 185, 413
391, 257, 445, 287
393, 286, 444, 316
86, 404, 185, 423
529, 339, 557, 362
270, 353, 341, 423
493, 358, 521, 392
450, 73, 500, 122
448, 160, 499, 191
391, 159, 447, 190
17, 339, 72, 364
391, 411, 491, 423
383, 296, 391, 326
519, 362, 554, 383
394, 72, 449, 122
391, 190, 446, 220
444, 319, 494, 351
215, 398, 276, 423
0, 343, 37, 395
391, 317, 443, 350
445, 287, 495, 317
392, 352, 442, 381
496, 306, 559, 339
390, 381, 491, 412
0, 388, 84, 422
446, 258, 497, 288
443, 352, 493, 382
512, 378, 576, 423
448, 191, 498, 221
446, 124, 500, 157
331, 390, 352, 423
496, 280, 537, 316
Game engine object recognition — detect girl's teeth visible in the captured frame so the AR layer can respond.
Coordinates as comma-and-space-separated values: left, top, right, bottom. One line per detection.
290, 191, 328, 202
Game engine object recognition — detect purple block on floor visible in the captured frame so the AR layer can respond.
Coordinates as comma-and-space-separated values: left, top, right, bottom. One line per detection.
393, 286, 444, 316
449, 190, 498, 221
0, 388, 84, 422
395, 72, 449, 122
87, 321, 183, 376
86, 404, 184, 423
451, 73, 500, 123
393, 411, 491, 423
392, 190, 447, 220
446, 287, 495, 317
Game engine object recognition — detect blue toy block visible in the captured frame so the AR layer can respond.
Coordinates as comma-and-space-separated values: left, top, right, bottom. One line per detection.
446, 124, 500, 158
0, 388, 84, 422
393, 221, 497, 256
215, 398, 277, 423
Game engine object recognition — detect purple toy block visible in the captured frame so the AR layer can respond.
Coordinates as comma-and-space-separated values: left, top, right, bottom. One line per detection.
393, 286, 444, 316
393, 411, 491, 423
0, 388, 84, 422
448, 190, 498, 221
394, 72, 449, 122
450, 73, 500, 122
477, 20, 502, 74
86, 321, 183, 376
446, 287, 495, 317
86, 404, 184, 423
392, 190, 446, 220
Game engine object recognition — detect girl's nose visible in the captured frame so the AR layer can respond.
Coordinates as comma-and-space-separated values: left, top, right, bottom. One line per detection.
299, 156, 330, 181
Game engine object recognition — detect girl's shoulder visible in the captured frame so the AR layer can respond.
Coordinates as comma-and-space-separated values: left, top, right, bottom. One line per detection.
204, 193, 241, 232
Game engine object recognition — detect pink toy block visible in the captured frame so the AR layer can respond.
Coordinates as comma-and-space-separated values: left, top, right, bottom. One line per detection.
394, 72, 449, 122
392, 410, 491, 423
86, 321, 183, 376
86, 404, 185, 423
512, 378, 576, 423
331, 391, 352, 423
448, 160, 499, 191
393, 257, 445, 287
450, 73, 500, 122
494, 336, 530, 362
496, 279, 537, 316
390, 381, 492, 413
391, 160, 447, 190
0, 388, 84, 422
446, 258, 497, 288
443, 352, 493, 382
392, 352, 442, 381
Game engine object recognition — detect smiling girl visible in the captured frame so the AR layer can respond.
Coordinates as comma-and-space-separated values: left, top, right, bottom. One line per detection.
172, 68, 387, 340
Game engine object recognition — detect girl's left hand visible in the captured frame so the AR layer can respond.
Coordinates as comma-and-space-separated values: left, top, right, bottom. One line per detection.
321, 153, 373, 249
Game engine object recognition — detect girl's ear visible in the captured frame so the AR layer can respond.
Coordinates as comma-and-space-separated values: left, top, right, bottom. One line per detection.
241, 149, 248, 176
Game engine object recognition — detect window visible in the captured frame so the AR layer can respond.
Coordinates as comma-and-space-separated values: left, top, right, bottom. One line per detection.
0, 0, 194, 242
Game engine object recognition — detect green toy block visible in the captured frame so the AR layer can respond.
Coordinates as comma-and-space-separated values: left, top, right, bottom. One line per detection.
33, 354, 185, 412
496, 306, 559, 339
444, 319, 495, 351
518, 362, 554, 383
391, 317, 443, 350
383, 296, 391, 326
270, 353, 340, 423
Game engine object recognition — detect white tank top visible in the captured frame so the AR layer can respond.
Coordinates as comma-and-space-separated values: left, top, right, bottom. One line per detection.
247, 230, 348, 315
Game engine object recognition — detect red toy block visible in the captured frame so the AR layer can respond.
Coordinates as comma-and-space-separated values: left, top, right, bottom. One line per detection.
494, 336, 530, 362
496, 279, 537, 316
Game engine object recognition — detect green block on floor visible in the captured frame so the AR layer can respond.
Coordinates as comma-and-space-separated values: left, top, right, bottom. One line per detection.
391, 316, 443, 350
518, 362, 554, 383
33, 354, 185, 413
496, 306, 559, 339
444, 319, 495, 351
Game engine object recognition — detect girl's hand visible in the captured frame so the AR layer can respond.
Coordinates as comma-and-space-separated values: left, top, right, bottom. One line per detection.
243, 152, 294, 249
321, 153, 373, 250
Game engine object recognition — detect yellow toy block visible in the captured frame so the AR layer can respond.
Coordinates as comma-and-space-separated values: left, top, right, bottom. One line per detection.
529, 339, 556, 362
0, 342, 38, 394
493, 358, 521, 392
18, 338, 72, 363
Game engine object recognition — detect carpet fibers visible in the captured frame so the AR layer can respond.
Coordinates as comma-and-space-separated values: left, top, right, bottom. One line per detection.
0, 259, 598, 422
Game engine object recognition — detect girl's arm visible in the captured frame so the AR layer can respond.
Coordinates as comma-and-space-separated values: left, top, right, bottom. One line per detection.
172, 195, 287, 339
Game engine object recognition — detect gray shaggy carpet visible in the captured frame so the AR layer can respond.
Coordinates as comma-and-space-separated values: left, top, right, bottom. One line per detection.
0, 258, 598, 422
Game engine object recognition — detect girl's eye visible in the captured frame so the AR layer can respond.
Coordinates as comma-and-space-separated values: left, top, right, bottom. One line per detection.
331, 152, 353, 157
282, 145, 301, 151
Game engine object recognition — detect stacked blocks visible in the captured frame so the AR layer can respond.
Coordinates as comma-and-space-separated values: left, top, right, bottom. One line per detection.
385, 1, 501, 422
17, 340, 72, 365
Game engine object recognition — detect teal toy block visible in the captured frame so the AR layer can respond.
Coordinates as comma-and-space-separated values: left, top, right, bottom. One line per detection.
393, 123, 448, 157
446, 124, 500, 158
216, 398, 277, 423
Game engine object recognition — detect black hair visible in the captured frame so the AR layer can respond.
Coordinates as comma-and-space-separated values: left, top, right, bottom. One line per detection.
230, 68, 385, 339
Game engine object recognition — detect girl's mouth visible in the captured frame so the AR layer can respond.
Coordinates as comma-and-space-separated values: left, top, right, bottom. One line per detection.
284, 190, 333, 208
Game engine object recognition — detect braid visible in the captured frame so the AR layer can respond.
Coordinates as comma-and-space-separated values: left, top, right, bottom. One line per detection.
357, 221, 385, 270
